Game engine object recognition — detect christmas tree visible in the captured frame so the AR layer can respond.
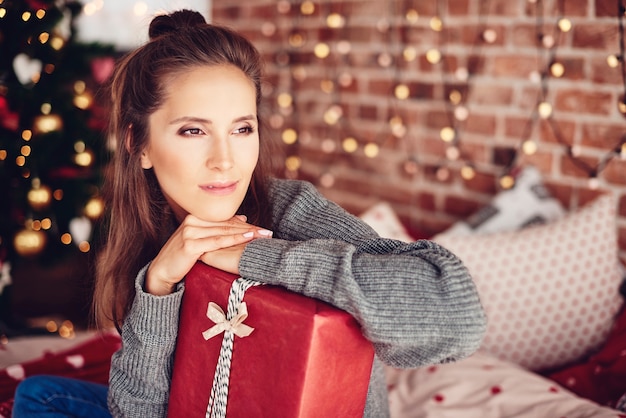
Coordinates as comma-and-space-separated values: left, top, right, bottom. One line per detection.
0, 0, 115, 334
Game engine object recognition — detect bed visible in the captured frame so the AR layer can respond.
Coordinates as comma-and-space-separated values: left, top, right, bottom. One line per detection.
1, 165, 625, 417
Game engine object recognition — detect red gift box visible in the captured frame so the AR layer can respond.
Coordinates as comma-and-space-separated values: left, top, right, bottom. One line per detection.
168, 262, 375, 418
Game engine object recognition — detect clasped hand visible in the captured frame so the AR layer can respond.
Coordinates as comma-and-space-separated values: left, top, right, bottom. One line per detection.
145, 214, 272, 296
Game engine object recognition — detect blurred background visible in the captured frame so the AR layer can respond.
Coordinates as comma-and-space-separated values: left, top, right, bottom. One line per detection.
1, 0, 625, 337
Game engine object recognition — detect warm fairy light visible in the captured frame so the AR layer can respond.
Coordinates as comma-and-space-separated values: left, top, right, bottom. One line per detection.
285, 155, 301, 171
621, 143, 626, 158
41, 218, 52, 230
376, 18, 390, 32
460, 165, 476, 180
323, 105, 342, 125
335, 41, 350, 55
261, 22, 276, 37
314, 42, 330, 59
607, 54, 620, 68
394, 84, 410, 100
38, 32, 50, 44
319, 172, 335, 188
619, 100, 626, 115
342, 137, 358, 153
46, 321, 58, 332
74, 150, 93, 167
281, 128, 298, 145
529, 70, 542, 83
320, 79, 334, 94
542, 35, 555, 48
321, 138, 336, 153
440, 127, 455, 142
430, 16, 443, 31
390, 116, 406, 138
20, 145, 31, 156
436, 167, 450, 181
454, 106, 469, 121
482, 29, 497, 43
456, 67, 469, 81
364, 143, 379, 158
538, 102, 553, 119
74, 141, 86, 152
558, 18, 572, 32
406, 9, 419, 24
85, 197, 104, 219
403, 46, 418, 61
499, 175, 515, 189
44, 63, 55, 74
74, 93, 92, 110
378, 52, 393, 67
338, 72, 353, 87
53, 189, 63, 200
277, 93, 293, 108
59, 320, 75, 338
277, 0, 290, 14
61, 233, 72, 245
78, 242, 90, 253
300, 1, 314, 15
445, 146, 459, 161
41, 103, 52, 114
22, 11, 31, 21
404, 159, 419, 175
449, 90, 462, 105
326, 13, 345, 28
588, 177, 600, 190
550, 62, 565, 77
0, 150, 6, 160
16, 156, 25, 166
292, 65, 307, 81
34, 114, 62, 133
36, 9, 45, 19
522, 140, 538, 155
22, 130, 32, 141
426, 49, 442, 64
74, 80, 86, 94
288, 31, 305, 47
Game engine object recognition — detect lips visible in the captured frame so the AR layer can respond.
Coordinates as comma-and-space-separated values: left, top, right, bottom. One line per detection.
199, 181, 238, 195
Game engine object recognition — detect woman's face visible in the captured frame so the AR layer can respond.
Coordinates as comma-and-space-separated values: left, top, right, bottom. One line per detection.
141, 65, 259, 222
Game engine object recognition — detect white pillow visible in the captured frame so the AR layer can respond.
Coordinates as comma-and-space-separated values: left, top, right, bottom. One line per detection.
385, 352, 624, 418
360, 201, 414, 242
441, 166, 565, 237
433, 193, 624, 371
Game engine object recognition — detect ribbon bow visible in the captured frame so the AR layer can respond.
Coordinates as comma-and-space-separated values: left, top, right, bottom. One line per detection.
202, 301, 254, 340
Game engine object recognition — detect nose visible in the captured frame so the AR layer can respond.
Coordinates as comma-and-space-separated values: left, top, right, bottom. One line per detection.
207, 137, 234, 171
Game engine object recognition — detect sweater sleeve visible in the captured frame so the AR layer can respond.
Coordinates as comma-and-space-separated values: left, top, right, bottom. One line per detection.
107, 264, 184, 418
239, 179, 487, 368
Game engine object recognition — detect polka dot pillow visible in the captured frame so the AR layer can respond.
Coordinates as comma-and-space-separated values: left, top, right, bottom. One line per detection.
433, 193, 624, 371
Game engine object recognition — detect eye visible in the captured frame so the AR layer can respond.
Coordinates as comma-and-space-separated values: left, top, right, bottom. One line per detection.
233, 125, 255, 135
179, 127, 205, 136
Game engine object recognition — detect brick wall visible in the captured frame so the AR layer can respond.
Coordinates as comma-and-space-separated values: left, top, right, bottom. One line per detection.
212, 0, 626, 264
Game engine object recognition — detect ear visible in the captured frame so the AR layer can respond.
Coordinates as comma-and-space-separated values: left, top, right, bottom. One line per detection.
140, 150, 153, 169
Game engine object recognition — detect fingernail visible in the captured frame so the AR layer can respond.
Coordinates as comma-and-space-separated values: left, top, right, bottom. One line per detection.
258, 229, 273, 237
243, 231, 254, 238
237, 214, 248, 221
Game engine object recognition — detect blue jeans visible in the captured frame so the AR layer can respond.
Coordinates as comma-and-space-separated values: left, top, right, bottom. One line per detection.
12, 375, 110, 418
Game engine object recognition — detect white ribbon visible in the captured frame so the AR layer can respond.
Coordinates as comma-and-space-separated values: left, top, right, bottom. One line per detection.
202, 301, 254, 340
204, 277, 263, 418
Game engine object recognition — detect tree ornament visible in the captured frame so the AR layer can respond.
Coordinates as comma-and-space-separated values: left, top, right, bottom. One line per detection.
12, 54, 43, 85
13, 228, 46, 257
27, 182, 52, 211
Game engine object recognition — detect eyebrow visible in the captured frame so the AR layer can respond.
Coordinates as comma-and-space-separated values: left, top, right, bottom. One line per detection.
168, 114, 257, 125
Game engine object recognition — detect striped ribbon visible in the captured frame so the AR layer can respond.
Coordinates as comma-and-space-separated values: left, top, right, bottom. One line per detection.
205, 277, 263, 418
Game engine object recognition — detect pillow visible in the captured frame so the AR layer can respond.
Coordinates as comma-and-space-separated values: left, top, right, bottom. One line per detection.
547, 305, 626, 409
433, 193, 624, 371
360, 201, 415, 242
441, 165, 565, 237
385, 352, 625, 418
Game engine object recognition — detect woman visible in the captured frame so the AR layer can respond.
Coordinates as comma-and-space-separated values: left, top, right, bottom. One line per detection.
13, 9, 486, 418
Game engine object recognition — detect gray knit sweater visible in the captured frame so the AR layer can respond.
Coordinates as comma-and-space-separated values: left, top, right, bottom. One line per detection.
108, 178, 486, 417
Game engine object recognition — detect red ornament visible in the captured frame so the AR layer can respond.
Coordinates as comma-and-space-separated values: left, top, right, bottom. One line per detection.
90, 57, 115, 84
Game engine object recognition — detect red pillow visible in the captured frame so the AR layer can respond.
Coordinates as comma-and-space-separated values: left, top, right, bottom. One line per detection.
547, 303, 626, 409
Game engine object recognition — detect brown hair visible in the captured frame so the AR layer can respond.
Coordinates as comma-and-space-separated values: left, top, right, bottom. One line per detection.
92, 10, 273, 330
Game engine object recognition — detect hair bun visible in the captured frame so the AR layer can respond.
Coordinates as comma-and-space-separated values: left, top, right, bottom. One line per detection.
148, 9, 207, 40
